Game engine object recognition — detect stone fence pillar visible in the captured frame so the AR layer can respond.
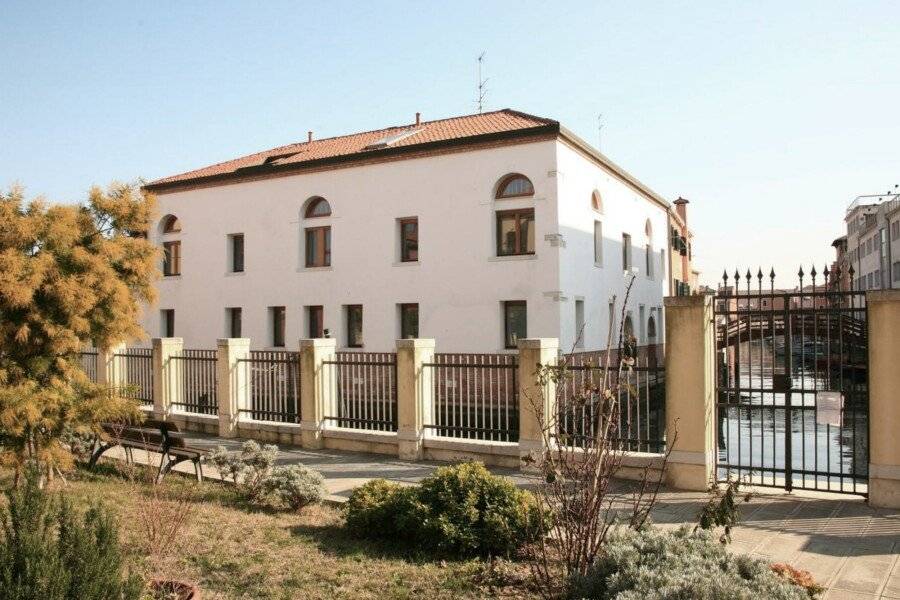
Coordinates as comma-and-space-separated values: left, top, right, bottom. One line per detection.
868, 290, 900, 508
152, 337, 183, 421
96, 341, 127, 388
396, 338, 435, 460
663, 295, 716, 491
217, 338, 250, 438
299, 338, 336, 449
517, 338, 559, 469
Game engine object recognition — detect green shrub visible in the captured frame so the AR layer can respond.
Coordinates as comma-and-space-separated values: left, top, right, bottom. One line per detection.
206, 440, 278, 502
0, 467, 143, 600
344, 462, 543, 557
263, 464, 325, 510
568, 526, 812, 600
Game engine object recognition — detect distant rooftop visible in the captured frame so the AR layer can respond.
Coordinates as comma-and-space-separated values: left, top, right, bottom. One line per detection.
846, 186, 900, 213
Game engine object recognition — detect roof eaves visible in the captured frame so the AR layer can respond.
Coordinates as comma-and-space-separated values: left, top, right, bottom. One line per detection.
557, 125, 672, 211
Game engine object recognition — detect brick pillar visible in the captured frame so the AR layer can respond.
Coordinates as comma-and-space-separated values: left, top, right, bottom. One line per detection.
663, 295, 716, 491
96, 341, 127, 388
868, 290, 900, 508
396, 338, 435, 460
299, 338, 336, 449
517, 338, 559, 470
152, 337, 183, 421
217, 338, 250, 438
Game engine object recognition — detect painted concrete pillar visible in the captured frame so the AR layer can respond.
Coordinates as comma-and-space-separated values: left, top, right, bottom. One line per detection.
868, 290, 900, 508
299, 338, 337, 449
217, 338, 250, 438
517, 338, 559, 469
152, 338, 183, 420
396, 338, 436, 460
96, 341, 127, 388
663, 294, 716, 491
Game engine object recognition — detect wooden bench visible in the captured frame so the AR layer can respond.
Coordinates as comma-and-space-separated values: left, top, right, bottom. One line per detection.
89, 419, 207, 483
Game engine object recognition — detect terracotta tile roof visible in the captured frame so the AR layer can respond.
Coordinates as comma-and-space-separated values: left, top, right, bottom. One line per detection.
147, 109, 558, 190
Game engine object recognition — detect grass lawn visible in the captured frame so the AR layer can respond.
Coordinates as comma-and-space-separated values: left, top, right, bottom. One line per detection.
0, 463, 536, 600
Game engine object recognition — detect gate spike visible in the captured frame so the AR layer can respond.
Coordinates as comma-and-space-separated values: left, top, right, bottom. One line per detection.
745, 269, 752, 283
848, 264, 855, 277
770, 267, 776, 280
722, 270, 729, 286
757, 268, 763, 280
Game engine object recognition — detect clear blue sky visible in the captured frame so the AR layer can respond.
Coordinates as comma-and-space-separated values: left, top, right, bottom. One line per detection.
2, 1, 898, 287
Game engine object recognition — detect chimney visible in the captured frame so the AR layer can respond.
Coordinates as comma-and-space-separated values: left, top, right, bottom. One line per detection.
308, 131, 313, 143
415, 112, 421, 126
673, 196, 689, 225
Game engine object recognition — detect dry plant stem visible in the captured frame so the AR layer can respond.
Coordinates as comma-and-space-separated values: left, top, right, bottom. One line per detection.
524, 274, 675, 598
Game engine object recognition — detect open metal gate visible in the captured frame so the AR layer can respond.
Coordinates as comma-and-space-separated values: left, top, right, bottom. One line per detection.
714, 266, 868, 495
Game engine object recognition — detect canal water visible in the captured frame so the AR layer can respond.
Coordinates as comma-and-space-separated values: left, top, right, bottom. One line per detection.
717, 337, 868, 494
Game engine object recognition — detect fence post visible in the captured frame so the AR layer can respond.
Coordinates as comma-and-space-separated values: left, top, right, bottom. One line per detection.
152, 337, 183, 421
396, 338, 435, 460
868, 290, 900, 508
663, 295, 716, 491
96, 341, 127, 388
517, 338, 559, 470
299, 338, 337, 449
217, 338, 250, 438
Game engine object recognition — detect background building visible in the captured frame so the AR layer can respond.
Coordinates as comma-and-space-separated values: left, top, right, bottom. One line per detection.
845, 186, 900, 291
142, 109, 696, 353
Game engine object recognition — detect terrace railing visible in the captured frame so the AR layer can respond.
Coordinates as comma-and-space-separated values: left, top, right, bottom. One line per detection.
238, 350, 300, 423
554, 353, 665, 452
115, 347, 154, 406
78, 348, 98, 383
171, 349, 218, 415
423, 353, 519, 443
324, 352, 398, 432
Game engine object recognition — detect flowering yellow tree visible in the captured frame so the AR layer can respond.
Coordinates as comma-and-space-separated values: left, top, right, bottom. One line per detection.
0, 182, 158, 480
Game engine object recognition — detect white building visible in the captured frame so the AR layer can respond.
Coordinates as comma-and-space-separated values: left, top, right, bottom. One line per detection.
142, 109, 690, 353
845, 188, 900, 291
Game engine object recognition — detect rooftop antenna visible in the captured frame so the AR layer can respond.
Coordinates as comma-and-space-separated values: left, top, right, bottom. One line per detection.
597, 114, 604, 151
476, 52, 488, 114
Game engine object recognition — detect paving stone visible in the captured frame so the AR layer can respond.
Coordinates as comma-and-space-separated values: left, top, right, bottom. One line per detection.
831, 555, 893, 595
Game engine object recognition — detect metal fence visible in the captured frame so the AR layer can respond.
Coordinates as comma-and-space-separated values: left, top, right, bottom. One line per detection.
115, 347, 154, 406
424, 353, 519, 442
238, 350, 301, 423
324, 352, 398, 432
555, 353, 666, 452
171, 349, 218, 415
78, 349, 98, 382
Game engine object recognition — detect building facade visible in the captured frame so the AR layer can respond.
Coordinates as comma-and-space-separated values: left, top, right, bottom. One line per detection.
142, 109, 694, 353
845, 187, 900, 292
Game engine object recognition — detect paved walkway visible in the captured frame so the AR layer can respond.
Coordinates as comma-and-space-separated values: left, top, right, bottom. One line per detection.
117, 434, 900, 599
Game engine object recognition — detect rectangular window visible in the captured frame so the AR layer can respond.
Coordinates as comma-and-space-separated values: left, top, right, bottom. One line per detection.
574, 299, 585, 349
305, 226, 331, 267
229, 234, 244, 273
270, 306, 285, 347
307, 305, 324, 338
161, 309, 175, 337
496, 209, 535, 256
227, 307, 242, 338
399, 218, 418, 262
639, 305, 646, 343
162, 241, 181, 276
400, 303, 419, 339
346, 305, 363, 347
503, 301, 527, 349
593, 220, 603, 265
645, 244, 653, 278
622, 233, 632, 271
893, 261, 900, 282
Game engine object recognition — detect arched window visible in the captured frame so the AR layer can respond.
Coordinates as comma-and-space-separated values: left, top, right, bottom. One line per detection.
159, 215, 181, 276
161, 214, 181, 233
644, 219, 653, 241
647, 315, 657, 342
623, 315, 634, 339
591, 190, 603, 213
304, 197, 331, 218
303, 197, 332, 267
495, 174, 534, 199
